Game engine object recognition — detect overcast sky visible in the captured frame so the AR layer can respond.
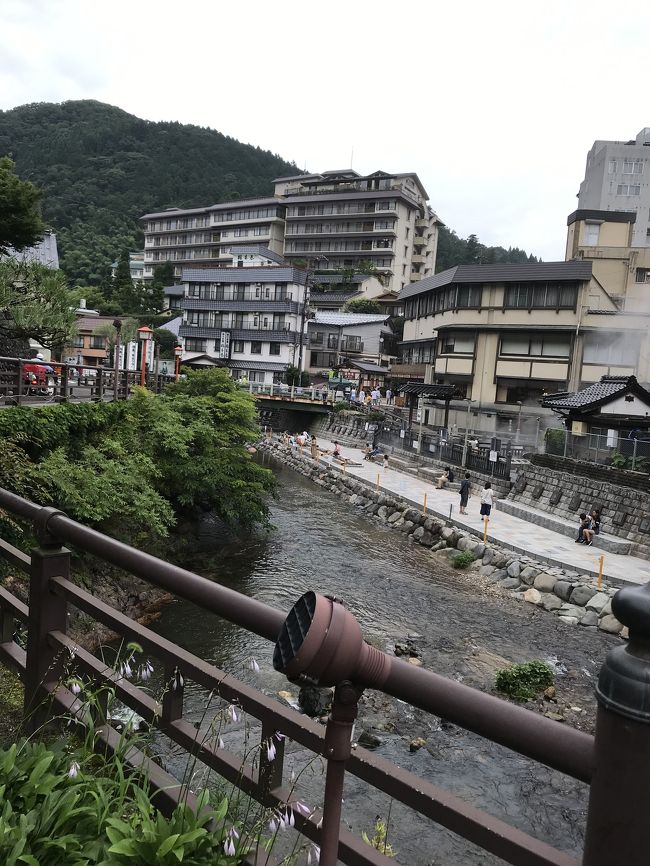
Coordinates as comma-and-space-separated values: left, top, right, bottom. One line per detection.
2, 0, 650, 260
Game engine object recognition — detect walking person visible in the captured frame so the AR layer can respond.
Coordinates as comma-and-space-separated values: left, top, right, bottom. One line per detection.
386, 388, 393, 405
358, 389, 366, 405
479, 482, 494, 517
459, 473, 471, 515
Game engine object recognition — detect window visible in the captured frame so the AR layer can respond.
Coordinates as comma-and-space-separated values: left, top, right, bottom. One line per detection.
584, 223, 600, 246
250, 341, 262, 354
583, 332, 640, 366
635, 268, 650, 283
500, 334, 570, 358
232, 340, 244, 353
184, 338, 207, 352
617, 184, 641, 195
90, 336, 105, 349
269, 342, 281, 355
623, 160, 643, 174
310, 351, 337, 368
310, 331, 324, 345
456, 285, 482, 308
72, 336, 84, 348
504, 282, 577, 310
440, 332, 475, 354
608, 159, 618, 174
327, 333, 338, 349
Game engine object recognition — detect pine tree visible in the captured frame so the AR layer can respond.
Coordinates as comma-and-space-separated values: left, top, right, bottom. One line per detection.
0, 157, 46, 255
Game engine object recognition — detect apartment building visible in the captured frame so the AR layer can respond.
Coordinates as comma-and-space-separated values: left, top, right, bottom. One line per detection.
276, 170, 440, 291
141, 200, 287, 280
397, 257, 650, 434
306, 312, 397, 380
577, 128, 650, 247
176, 256, 308, 385
140, 168, 441, 290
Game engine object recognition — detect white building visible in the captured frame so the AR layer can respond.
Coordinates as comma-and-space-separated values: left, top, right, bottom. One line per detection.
306, 312, 397, 378
177, 250, 308, 385
577, 128, 650, 247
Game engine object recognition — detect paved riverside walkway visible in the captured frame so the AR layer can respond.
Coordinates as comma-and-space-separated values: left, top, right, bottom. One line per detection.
312, 438, 650, 587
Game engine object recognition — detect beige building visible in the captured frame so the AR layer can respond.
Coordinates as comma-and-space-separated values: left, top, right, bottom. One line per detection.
397, 252, 650, 435
140, 169, 441, 292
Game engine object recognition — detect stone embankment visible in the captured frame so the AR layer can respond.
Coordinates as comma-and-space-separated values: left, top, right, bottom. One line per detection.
261, 440, 626, 638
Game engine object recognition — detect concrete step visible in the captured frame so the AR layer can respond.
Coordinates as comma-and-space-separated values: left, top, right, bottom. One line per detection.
498, 499, 632, 555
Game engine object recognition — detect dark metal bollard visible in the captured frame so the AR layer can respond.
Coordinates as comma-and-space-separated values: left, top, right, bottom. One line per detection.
583, 585, 650, 865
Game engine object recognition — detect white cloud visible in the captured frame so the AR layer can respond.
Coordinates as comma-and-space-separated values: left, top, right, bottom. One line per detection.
1, 0, 650, 260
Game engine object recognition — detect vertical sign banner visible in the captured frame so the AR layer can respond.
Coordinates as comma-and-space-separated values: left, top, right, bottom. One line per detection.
126, 341, 138, 371
146, 339, 155, 369
219, 330, 231, 359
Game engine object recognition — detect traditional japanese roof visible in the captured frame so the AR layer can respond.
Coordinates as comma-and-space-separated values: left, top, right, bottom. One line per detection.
182, 267, 307, 284
542, 376, 650, 412
347, 360, 390, 374
227, 245, 285, 264
311, 312, 389, 326
396, 382, 462, 398
398, 261, 593, 300
227, 360, 287, 372
164, 285, 184, 296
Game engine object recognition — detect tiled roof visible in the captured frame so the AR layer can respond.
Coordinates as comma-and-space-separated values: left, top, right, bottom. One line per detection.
164, 285, 184, 296
309, 292, 358, 303
227, 245, 285, 264
227, 360, 287, 372
159, 316, 182, 337
348, 360, 389, 373
397, 382, 462, 398
312, 312, 389, 326
398, 261, 593, 300
542, 376, 649, 410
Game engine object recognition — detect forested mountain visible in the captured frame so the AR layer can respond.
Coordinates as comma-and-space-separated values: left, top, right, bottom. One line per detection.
435, 227, 539, 272
0, 100, 297, 285
0, 100, 540, 286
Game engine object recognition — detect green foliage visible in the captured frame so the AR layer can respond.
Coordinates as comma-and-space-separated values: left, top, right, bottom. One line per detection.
609, 450, 650, 473
0, 740, 241, 865
0, 156, 46, 255
152, 327, 177, 357
283, 364, 309, 387
610, 450, 627, 468
0, 259, 78, 350
342, 298, 382, 313
544, 427, 566, 456
495, 660, 555, 701
332, 401, 350, 413
436, 226, 539, 273
362, 816, 396, 858
0, 100, 297, 285
452, 550, 476, 569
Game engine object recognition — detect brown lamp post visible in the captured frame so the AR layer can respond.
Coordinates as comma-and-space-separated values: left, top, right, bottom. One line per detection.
174, 345, 182, 383
137, 326, 154, 387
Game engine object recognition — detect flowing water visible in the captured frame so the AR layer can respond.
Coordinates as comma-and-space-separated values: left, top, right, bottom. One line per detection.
149, 455, 614, 865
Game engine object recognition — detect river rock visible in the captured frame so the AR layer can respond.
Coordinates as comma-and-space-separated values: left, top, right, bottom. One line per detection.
585, 592, 609, 613
491, 552, 509, 569
534, 573, 557, 593
377, 506, 389, 520
570, 585, 598, 607
487, 568, 508, 583
424, 518, 436, 532
441, 526, 458, 543
558, 615, 580, 626
434, 547, 458, 561
419, 531, 435, 547
523, 587, 542, 605
499, 577, 521, 590
407, 656, 422, 666
482, 547, 495, 565
457, 536, 474, 552
472, 543, 486, 558
599, 614, 623, 634
399, 520, 415, 533
520, 566, 540, 585
349, 494, 358, 504
299, 686, 333, 717
599, 598, 613, 616
559, 603, 584, 619
506, 560, 521, 579
430, 540, 447, 552
357, 729, 382, 749
579, 611, 599, 627
409, 737, 427, 752
412, 526, 425, 541
553, 580, 573, 602
541, 594, 563, 612
404, 508, 420, 524
479, 565, 496, 577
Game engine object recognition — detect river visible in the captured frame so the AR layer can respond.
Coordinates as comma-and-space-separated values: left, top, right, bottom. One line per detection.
149, 455, 614, 865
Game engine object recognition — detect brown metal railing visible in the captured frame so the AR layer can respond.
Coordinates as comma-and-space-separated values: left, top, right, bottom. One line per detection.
0, 486, 648, 865
0, 356, 176, 404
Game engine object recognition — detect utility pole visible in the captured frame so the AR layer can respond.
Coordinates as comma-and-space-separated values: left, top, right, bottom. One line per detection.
112, 318, 122, 401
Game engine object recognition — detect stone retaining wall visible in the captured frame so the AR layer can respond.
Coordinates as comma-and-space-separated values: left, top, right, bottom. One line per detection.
509, 461, 650, 556
260, 440, 626, 639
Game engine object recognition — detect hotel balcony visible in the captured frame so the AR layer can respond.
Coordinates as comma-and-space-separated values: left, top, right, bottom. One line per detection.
413, 234, 426, 246
411, 254, 426, 264
416, 218, 429, 229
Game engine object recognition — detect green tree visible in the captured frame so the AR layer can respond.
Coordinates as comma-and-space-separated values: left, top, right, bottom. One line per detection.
342, 298, 382, 313
112, 250, 141, 314
152, 261, 175, 288
0, 156, 46, 255
92, 317, 138, 362
152, 326, 177, 357
283, 364, 309, 387
0, 259, 77, 352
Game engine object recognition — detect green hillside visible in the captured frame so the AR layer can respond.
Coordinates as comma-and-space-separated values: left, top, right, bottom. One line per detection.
0, 100, 298, 285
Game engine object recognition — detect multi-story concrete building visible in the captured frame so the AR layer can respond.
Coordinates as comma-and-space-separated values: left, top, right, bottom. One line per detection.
577, 128, 650, 247
141, 200, 287, 281
397, 256, 650, 435
276, 170, 440, 291
140, 169, 441, 290
176, 252, 308, 385
306, 311, 396, 377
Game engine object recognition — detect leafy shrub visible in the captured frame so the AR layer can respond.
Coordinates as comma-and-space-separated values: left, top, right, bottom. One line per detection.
452, 551, 475, 569
332, 401, 350, 413
495, 660, 555, 701
544, 428, 566, 456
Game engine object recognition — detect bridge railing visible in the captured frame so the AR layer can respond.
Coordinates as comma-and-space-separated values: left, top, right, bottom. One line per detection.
236, 380, 333, 403
0, 356, 176, 404
0, 487, 648, 865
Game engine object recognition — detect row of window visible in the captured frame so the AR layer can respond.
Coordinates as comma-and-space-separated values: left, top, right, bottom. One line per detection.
609, 159, 644, 174
184, 338, 283, 356
404, 283, 579, 319
187, 283, 298, 300
286, 239, 394, 253
286, 220, 396, 235
70, 336, 106, 349
399, 343, 435, 364
217, 207, 282, 222
186, 313, 288, 329
616, 184, 642, 196
145, 216, 211, 231
288, 201, 398, 218
310, 332, 363, 351
221, 226, 270, 238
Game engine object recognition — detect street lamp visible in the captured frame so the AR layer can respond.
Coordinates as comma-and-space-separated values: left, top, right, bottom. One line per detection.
137, 326, 154, 387
174, 344, 182, 382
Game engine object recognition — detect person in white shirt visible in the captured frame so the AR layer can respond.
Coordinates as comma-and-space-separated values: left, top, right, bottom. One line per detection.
350, 388, 357, 404
479, 482, 494, 517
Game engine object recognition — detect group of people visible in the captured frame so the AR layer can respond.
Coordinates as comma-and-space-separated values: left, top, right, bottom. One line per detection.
349, 387, 392, 407
576, 510, 601, 546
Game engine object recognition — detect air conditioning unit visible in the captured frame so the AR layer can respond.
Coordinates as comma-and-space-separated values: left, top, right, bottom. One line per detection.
571, 420, 588, 436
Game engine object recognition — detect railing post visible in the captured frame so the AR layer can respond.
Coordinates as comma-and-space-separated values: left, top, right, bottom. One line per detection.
319, 682, 362, 866
583, 585, 650, 866
24, 507, 70, 732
